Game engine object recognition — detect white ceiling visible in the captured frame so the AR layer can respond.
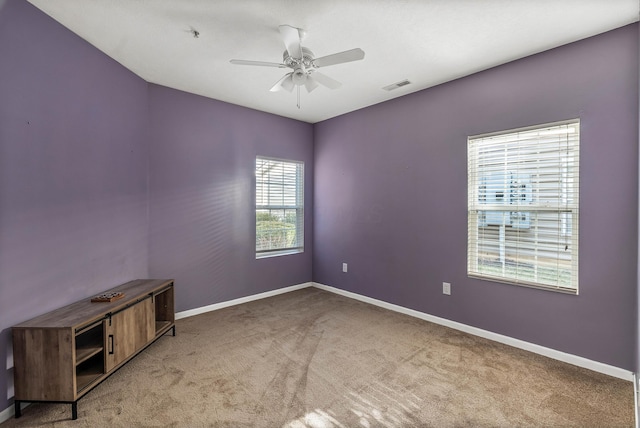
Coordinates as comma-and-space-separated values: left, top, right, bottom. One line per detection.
28, 0, 639, 124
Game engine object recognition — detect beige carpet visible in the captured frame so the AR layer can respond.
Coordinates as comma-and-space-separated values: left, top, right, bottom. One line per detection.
1, 288, 634, 427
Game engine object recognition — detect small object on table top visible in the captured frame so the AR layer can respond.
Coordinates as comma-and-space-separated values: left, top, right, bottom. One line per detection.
91, 292, 125, 303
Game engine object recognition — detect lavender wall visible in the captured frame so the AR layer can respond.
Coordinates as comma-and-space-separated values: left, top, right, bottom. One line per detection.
0, 0, 636, 418
313, 24, 639, 370
147, 86, 313, 312
0, 0, 150, 413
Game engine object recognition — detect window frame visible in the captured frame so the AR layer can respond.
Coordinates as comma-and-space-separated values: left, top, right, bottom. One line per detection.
467, 119, 580, 294
255, 156, 304, 259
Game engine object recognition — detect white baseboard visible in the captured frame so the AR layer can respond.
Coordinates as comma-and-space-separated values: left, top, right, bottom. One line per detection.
175, 282, 313, 320
174, 280, 633, 381
0, 402, 28, 424
312, 282, 634, 382
0, 405, 12, 424
4, 280, 631, 422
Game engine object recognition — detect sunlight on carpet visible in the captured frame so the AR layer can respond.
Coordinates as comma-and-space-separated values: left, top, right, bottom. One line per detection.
285, 385, 445, 428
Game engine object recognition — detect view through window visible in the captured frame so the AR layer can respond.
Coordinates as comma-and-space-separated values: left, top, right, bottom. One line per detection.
256, 157, 304, 258
467, 120, 580, 292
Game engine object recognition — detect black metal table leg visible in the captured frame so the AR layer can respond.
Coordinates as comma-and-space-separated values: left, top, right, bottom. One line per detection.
72, 402, 78, 420
172, 325, 176, 336
14, 401, 21, 418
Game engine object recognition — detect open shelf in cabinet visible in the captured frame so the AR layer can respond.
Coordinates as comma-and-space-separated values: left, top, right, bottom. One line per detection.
75, 321, 104, 363
75, 346, 102, 365
155, 320, 172, 333
76, 353, 104, 392
154, 285, 175, 337
75, 321, 105, 393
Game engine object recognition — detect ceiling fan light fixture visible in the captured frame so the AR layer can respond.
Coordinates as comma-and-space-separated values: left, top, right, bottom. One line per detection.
292, 69, 306, 85
230, 25, 365, 105
270, 74, 295, 92
304, 75, 319, 93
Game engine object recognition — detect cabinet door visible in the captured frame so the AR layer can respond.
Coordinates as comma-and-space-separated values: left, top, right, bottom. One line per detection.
104, 297, 154, 372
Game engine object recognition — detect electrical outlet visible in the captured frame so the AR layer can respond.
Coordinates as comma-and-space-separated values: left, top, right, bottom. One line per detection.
443, 282, 451, 295
342, 263, 348, 273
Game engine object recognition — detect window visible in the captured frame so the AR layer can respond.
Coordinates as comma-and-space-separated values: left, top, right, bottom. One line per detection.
256, 156, 304, 258
467, 120, 580, 293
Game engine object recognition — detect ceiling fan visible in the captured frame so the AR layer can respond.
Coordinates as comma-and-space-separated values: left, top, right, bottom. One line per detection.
230, 25, 365, 108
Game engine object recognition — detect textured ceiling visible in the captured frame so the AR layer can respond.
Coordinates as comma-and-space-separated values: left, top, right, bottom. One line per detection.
28, 0, 639, 123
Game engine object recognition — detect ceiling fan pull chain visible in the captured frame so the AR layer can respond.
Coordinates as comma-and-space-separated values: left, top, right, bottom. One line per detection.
297, 85, 301, 109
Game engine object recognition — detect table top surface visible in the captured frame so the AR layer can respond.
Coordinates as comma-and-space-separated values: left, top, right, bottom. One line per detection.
13, 279, 174, 330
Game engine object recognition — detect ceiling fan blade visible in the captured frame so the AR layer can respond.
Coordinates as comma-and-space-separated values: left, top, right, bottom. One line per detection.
279, 25, 303, 59
313, 48, 365, 68
230, 59, 287, 68
311, 71, 341, 89
270, 73, 295, 92
304, 75, 319, 93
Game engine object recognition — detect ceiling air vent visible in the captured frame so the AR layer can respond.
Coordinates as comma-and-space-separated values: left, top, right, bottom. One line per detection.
382, 79, 411, 91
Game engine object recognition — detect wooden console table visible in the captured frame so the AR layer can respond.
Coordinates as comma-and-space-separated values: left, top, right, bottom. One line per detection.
12, 279, 175, 420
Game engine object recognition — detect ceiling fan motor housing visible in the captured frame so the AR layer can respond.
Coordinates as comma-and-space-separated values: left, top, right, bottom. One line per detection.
283, 47, 315, 69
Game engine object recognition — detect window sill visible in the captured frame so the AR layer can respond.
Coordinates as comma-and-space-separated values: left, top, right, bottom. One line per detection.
468, 273, 578, 295
256, 248, 304, 259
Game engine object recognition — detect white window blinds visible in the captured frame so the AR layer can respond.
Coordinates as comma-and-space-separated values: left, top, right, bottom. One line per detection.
256, 157, 304, 257
467, 120, 580, 293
